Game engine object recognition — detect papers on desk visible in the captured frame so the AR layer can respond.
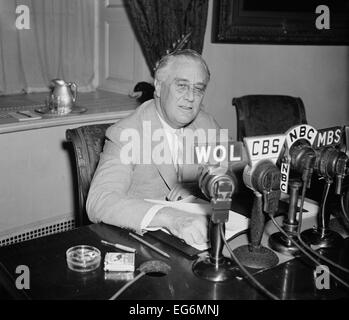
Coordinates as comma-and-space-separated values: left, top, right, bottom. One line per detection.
9, 111, 42, 121
144, 198, 250, 251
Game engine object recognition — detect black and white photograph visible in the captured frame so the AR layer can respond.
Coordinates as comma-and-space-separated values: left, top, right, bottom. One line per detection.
0, 0, 348, 309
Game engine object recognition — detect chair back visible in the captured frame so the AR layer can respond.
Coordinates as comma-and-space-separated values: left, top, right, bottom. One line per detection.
66, 123, 113, 226
232, 95, 307, 141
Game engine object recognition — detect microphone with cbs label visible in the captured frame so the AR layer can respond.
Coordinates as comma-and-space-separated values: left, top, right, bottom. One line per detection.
233, 134, 285, 269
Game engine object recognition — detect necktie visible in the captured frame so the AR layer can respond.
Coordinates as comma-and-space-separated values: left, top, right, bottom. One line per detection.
173, 129, 183, 173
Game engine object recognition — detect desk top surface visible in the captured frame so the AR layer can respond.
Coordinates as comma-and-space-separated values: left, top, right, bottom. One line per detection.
0, 221, 348, 300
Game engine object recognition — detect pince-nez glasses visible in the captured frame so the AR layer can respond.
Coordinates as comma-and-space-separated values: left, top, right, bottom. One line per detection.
173, 80, 206, 98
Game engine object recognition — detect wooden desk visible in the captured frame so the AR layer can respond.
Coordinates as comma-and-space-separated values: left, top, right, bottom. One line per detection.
0, 222, 348, 300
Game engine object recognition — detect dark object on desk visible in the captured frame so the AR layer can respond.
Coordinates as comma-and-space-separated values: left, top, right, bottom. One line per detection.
129, 232, 170, 259
232, 95, 307, 141
147, 230, 203, 260
138, 260, 171, 275
66, 123, 113, 226
131, 82, 154, 103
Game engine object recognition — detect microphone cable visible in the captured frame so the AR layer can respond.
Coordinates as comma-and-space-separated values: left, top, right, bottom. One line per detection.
269, 214, 349, 290
220, 224, 280, 300
109, 271, 146, 300
340, 189, 349, 226
268, 171, 349, 289
295, 174, 349, 274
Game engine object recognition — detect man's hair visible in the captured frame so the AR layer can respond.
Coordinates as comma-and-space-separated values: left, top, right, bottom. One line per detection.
154, 49, 210, 83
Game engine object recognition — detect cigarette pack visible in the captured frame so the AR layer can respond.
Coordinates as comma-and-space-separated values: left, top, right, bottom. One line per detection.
104, 252, 135, 272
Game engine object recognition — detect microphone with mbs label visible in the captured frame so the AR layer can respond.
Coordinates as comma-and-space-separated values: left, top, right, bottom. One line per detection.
301, 126, 348, 248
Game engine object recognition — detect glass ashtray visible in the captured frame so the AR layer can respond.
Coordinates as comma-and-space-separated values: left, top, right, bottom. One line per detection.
66, 245, 101, 272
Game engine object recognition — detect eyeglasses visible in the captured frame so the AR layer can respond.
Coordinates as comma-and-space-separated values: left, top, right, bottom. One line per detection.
173, 80, 206, 98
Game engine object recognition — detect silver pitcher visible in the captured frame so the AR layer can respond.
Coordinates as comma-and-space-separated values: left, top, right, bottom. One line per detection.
48, 79, 77, 114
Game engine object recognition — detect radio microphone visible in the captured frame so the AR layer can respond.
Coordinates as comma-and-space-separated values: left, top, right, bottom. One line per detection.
270, 142, 316, 255
177, 140, 246, 282
269, 125, 317, 255
301, 146, 348, 248
233, 159, 280, 269
288, 141, 316, 187
315, 146, 347, 195
269, 179, 302, 255
192, 165, 238, 282
231, 134, 285, 269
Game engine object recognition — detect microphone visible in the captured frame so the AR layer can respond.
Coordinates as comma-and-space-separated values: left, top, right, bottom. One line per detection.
232, 133, 285, 269
301, 142, 348, 248
288, 141, 316, 187
269, 179, 303, 255
268, 125, 349, 278
233, 159, 280, 269
269, 125, 317, 255
177, 140, 246, 282
314, 146, 348, 195
192, 165, 239, 282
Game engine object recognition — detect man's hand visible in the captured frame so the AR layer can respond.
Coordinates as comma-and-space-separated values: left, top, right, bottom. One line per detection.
150, 207, 208, 246
166, 183, 199, 201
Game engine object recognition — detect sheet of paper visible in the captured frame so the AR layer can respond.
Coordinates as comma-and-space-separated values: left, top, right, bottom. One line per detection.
144, 198, 250, 251
8, 111, 42, 121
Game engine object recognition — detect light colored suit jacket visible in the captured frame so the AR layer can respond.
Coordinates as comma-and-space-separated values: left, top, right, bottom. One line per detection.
86, 99, 221, 233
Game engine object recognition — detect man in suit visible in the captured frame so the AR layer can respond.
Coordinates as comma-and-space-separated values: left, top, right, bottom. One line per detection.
87, 49, 223, 246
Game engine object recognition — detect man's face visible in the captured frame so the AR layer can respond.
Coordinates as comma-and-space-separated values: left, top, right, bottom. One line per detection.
155, 58, 208, 128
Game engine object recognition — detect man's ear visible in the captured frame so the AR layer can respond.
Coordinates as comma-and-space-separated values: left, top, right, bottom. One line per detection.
154, 79, 161, 98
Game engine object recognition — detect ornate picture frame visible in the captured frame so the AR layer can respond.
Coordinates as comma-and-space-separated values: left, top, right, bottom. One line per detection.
212, 0, 349, 45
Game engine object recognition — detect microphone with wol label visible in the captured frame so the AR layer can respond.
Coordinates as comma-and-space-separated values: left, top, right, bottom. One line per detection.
178, 140, 245, 282
179, 140, 283, 298
192, 164, 239, 282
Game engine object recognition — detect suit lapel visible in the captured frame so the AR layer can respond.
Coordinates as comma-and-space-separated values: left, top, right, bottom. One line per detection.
142, 101, 178, 191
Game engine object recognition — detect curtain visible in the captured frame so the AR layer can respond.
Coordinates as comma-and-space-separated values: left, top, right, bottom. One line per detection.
0, 0, 95, 95
124, 0, 209, 77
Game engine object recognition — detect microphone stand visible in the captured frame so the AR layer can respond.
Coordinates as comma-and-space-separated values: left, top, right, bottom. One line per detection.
301, 147, 346, 248
301, 178, 343, 248
233, 190, 279, 269
192, 189, 236, 282
269, 179, 302, 255
233, 160, 280, 269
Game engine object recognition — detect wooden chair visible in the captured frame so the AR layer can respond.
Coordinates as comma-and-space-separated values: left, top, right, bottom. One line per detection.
232, 95, 308, 141
66, 123, 113, 226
